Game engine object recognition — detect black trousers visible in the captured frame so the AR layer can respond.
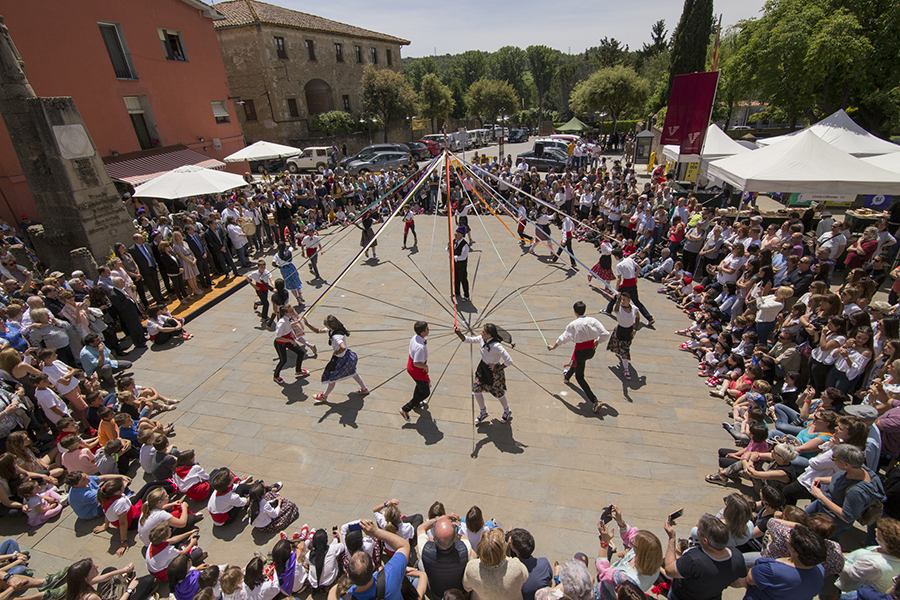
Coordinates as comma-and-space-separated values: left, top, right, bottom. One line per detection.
256, 288, 270, 320
274, 341, 306, 377
606, 284, 653, 321
454, 260, 469, 298
196, 255, 212, 287
517, 221, 533, 242
565, 347, 597, 403
782, 479, 815, 505
555, 237, 575, 266
141, 268, 164, 305
404, 223, 417, 245
402, 378, 431, 412
308, 253, 320, 279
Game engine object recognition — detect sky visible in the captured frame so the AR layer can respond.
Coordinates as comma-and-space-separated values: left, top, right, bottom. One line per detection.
267, 0, 768, 58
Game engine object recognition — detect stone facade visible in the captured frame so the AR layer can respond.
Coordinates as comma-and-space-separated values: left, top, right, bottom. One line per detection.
214, 0, 408, 146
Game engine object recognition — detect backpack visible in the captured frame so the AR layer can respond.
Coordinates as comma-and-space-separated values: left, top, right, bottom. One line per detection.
342, 571, 385, 600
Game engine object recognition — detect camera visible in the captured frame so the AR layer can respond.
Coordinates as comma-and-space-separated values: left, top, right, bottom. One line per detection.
600, 505, 614, 525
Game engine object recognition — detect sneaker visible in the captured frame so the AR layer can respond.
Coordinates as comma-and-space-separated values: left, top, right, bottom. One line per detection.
722, 422, 734, 431
500, 409, 512, 423
592, 401, 600, 413
273, 376, 284, 384
476, 409, 489, 423
599, 309, 611, 316
270, 481, 283, 492
299, 524, 309, 540
623, 369, 632, 380
399, 409, 410, 422
420, 400, 428, 410
295, 369, 309, 377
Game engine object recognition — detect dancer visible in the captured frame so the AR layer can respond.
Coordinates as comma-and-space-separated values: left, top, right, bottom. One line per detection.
604, 248, 654, 326
552, 213, 577, 267
402, 205, 418, 249
451, 227, 470, 302
272, 243, 304, 304
273, 305, 309, 384
455, 323, 513, 423
301, 226, 322, 280
588, 237, 616, 292
399, 321, 429, 422
516, 201, 534, 243
246, 259, 274, 326
355, 213, 377, 259
303, 315, 368, 400
606, 292, 640, 380
548, 301, 610, 412
530, 206, 553, 256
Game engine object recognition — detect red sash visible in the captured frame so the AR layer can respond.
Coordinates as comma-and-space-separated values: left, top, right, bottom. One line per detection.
620, 278, 637, 289
407, 355, 429, 382
101, 496, 142, 526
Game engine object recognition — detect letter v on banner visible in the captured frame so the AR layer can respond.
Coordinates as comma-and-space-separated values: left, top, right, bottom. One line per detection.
660, 71, 720, 155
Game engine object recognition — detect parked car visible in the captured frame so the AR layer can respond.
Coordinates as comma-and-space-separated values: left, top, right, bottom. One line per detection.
284, 146, 336, 173
417, 138, 441, 156
508, 129, 529, 143
533, 138, 570, 154
250, 156, 291, 174
341, 143, 416, 167
347, 151, 414, 175
516, 148, 569, 172
406, 141, 431, 160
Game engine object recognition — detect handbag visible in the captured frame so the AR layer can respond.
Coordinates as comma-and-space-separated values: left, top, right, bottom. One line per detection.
86, 307, 108, 333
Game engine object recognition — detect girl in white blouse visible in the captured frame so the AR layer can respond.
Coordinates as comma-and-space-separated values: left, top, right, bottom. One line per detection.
455, 323, 514, 423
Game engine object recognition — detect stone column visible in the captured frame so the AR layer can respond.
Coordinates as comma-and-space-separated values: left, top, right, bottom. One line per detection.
0, 17, 135, 273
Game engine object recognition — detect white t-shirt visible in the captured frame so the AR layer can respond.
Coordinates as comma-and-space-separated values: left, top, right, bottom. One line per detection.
615, 257, 637, 280
145, 543, 179, 575
139, 445, 156, 473
138, 509, 173, 545
43, 360, 79, 395
35, 388, 69, 424
306, 540, 344, 588
460, 522, 491, 552
329, 333, 347, 357
245, 580, 280, 600
104, 496, 132, 523
251, 497, 280, 528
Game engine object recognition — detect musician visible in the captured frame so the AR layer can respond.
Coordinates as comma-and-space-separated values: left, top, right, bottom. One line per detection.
225, 216, 251, 268
246, 260, 274, 325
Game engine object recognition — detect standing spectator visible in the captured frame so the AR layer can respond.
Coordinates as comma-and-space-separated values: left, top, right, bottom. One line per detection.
663, 514, 747, 600
507, 528, 552, 600
463, 528, 528, 600
417, 515, 470, 599
129, 233, 164, 305
341, 518, 410, 599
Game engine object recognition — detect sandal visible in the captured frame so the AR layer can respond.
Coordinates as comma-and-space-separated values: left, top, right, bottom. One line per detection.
314, 393, 328, 401
181, 333, 193, 340
354, 389, 369, 395
705, 473, 729, 485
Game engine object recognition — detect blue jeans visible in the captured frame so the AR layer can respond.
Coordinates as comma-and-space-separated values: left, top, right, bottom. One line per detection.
0, 539, 27, 574
772, 404, 803, 435
235, 245, 249, 267
756, 320, 777, 346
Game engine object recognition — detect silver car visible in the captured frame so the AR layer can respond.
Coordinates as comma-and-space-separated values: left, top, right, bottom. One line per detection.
347, 151, 414, 175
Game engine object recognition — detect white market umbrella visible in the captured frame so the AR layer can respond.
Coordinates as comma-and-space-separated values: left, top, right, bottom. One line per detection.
223, 140, 302, 162
133, 165, 248, 199
706, 129, 900, 194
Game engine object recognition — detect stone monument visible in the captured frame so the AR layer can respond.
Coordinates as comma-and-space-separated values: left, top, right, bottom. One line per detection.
0, 16, 135, 274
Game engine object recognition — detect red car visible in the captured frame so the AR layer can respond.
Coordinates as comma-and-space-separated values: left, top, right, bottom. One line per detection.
417, 138, 441, 156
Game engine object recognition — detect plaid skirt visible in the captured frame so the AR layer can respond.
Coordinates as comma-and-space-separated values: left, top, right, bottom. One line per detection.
322, 350, 359, 382
257, 491, 299, 533
473, 363, 507, 398
606, 326, 633, 360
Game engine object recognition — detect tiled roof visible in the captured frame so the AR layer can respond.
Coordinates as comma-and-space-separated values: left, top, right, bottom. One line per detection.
213, 0, 409, 45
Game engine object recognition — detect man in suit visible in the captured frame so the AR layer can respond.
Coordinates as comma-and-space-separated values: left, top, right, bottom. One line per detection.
128, 233, 164, 304
204, 216, 237, 278
109, 277, 146, 349
185, 224, 212, 288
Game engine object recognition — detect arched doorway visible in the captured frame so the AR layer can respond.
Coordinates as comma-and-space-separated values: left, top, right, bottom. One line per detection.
304, 79, 334, 116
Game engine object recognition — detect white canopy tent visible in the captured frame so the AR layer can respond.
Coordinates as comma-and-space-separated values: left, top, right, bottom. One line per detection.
133, 165, 249, 199
661, 123, 751, 163
862, 153, 900, 175
223, 140, 302, 162
756, 109, 900, 157
706, 129, 900, 194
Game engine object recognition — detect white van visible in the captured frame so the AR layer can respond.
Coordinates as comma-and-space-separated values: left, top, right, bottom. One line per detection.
421, 133, 462, 152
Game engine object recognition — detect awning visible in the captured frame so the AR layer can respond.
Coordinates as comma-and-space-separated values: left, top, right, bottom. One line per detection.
104, 148, 226, 185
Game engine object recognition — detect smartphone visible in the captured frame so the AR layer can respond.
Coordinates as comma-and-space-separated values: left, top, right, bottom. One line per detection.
600, 505, 614, 525
347, 522, 362, 533
668, 508, 684, 523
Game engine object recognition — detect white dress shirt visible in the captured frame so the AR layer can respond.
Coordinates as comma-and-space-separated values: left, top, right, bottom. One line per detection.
555, 316, 610, 346
462, 336, 513, 366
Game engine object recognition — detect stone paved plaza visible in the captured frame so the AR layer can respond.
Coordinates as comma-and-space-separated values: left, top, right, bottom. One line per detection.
7, 214, 742, 592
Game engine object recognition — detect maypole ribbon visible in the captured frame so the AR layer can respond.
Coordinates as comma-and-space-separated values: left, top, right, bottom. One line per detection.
454, 156, 617, 294
300, 157, 442, 321
445, 151, 457, 330
452, 160, 549, 346
289, 154, 442, 271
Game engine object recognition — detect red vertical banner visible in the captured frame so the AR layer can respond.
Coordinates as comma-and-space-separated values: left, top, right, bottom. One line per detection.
660, 71, 720, 154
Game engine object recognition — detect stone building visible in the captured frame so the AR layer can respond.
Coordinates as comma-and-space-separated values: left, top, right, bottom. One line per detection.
213, 0, 409, 146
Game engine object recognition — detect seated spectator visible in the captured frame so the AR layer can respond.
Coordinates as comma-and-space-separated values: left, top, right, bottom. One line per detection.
144, 522, 201, 581
807, 444, 887, 539
137, 487, 202, 546
59, 434, 98, 476
664, 513, 747, 600
79, 333, 132, 387
339, 519, 410, 600
207, 468, 255, 526
17, 479, 63, 526
65, 471, 129, 521
838, 517, 900, 595
272, 537, 309, 597
308, 528, 345, 591
595, 505, 663, 599
242, 556, 280, 600
534, 559, 592, 600
173, 450, 211, 501
247, 481, 299, 533
460, 505, 491, 552
463, 528, 528, 600
507, 527, 552, 600
417, 515, 469, 599
737, 524, 826, 600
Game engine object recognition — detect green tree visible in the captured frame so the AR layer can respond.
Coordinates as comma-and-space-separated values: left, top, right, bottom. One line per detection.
419, 73, 455, 133
490, 46, 528, 100
645, 19, 669, 55
709, 28, 749, 131
359, 65, 418, 142
451, 50, 488, 90
403, 56, 438, 92
570, 66, 650, 134
666, 0, 714, 102
730, 0, 893, 132
594, 37, 628, 68
310, 110, 355, 135
526, 45, 559, 133
465, 79, 518, 131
